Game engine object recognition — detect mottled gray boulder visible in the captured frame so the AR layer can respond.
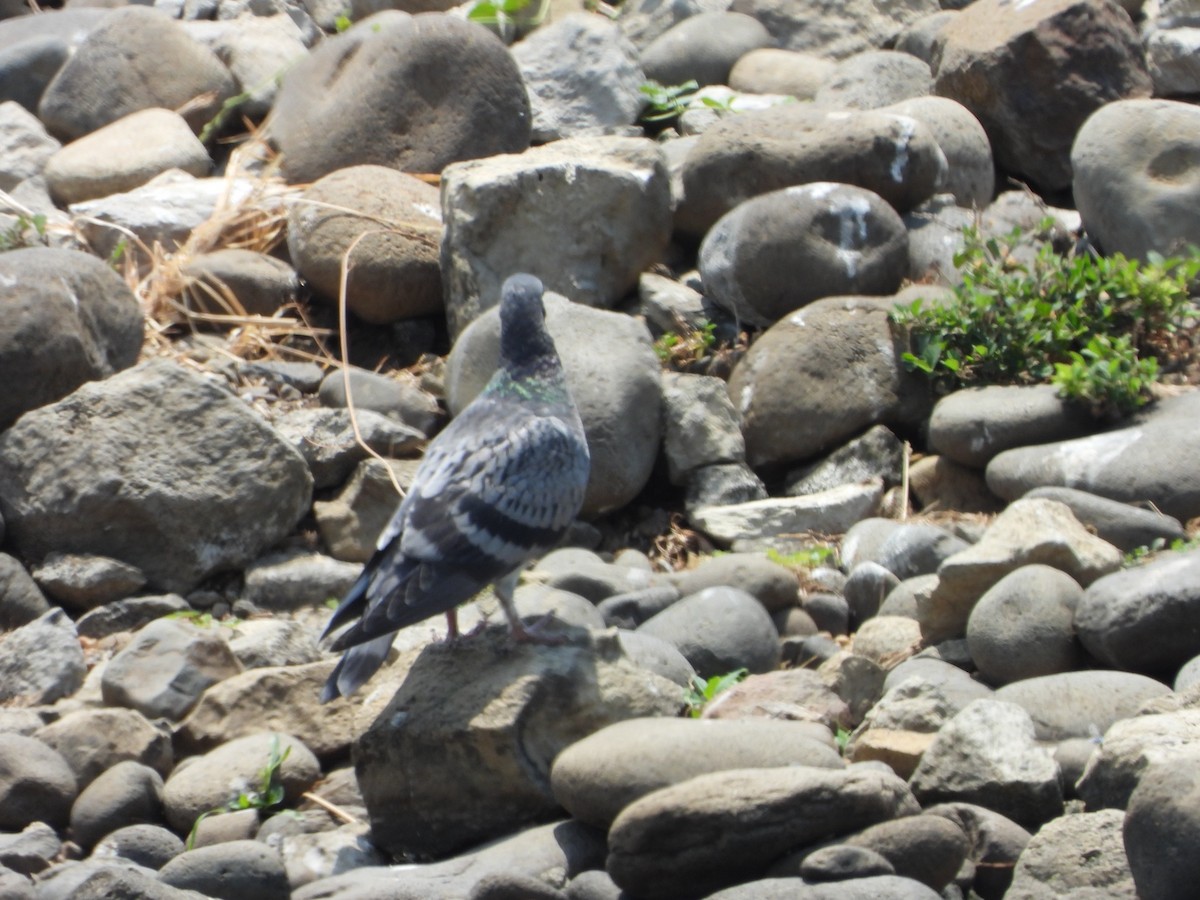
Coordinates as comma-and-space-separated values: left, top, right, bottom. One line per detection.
101, 618, 243, 722
197, 12, 310, 120
966, 564, 1084, 686
42, 108, 209, 205
785, 425, 906, 499
354, 631, 681, 859
1006, 808, 1135, 900
1146, 25, 1200, 97
1023, 486, 1186, 553
0, 822, 59, 877
638, 586, 781, 677
1078, 710, 1200, 810
932, 0, 1151, 192
273, 407, 423, 491
924, 802, 1030, 900
33, 707, 173, 790
445, 290, 662, 516
440, 135, 670, 334
0, 360, 313, 593
317, 367, 442, 436
0, 9, 111, 114
676, 104, 946, 237
313, 457, 421, 563
30, 553, 146, 613
271, 12, 530, 183
684, 462, 769, 513
33, 861, 210, 900
551, 717, 842, 828
729, 47, 834, 98
616, 0, 706, 50
92, 824, 184, 871
844, 562, 901, 626
1075, 549, 1200, 677
0, 100, 60, 190
178, 248, 299, 318
512, 13, 644, 143
640, 11, 773, 87
666, 552, 799, 613
75, 594, 190, 640
709, 876, 942, 899
0, 247, 141, 431
910, 699, 1062, 829
700, 183, 909, 327
159, 841, 289, 900
995, 670, 1170, 742
928, 384, 1095, 469
690, 482, 884, 548
38, 6, 236, 141
0, 733, 76, 830
842, 814, 968, 892
242, 549, 361, 612
286, 165, 442, 323
69, 761, 164, 851
729, 0, 941, 60
0, 609, 85, 705
728, 289, 937, 467
1073, 98, 1200, 260
815, 50, 932, 109
607, 765, 920, 899
1123, 752, 1200, 900
660, 372, 746, 483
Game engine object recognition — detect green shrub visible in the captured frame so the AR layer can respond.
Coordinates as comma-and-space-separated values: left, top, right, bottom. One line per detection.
891, 223, 1199, 418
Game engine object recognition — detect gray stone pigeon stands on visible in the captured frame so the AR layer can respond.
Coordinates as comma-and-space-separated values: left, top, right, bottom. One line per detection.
320, 274, 591, 701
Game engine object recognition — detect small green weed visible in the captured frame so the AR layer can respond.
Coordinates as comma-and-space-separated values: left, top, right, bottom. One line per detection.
834, 726, 852, 755
683, 668, 748, 717
468, 0, 531, 21
334, 12, 352, 31
187, 736, 291, 849
892, 223, 1200, 418
639, 80, 700, 124
1124, 534, 1200, 566
0, 212, 47, 251
653, 321, 716, 368
164, 609, 242, 629
766, 545, 838, 570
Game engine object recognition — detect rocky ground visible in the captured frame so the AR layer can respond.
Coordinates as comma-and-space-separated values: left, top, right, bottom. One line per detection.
2, 0, 1200, 898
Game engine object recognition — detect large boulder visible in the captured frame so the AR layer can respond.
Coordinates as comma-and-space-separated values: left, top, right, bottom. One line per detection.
270, 12, 531, 183
0, 360, 313, 593
729, 0, 941, 61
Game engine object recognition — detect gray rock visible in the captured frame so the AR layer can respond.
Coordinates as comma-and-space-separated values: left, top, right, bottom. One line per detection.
30, 553, 146, 613
693, 481, 885, 547
354, 630, 681, 859
660, 372, 746, 483
1075, 548, 1200, 677
275, 823, 385, 890
0, 733, 76, 830
728, 0, 941, 60
34, 707, 173, 790
1072, 97, 1200, 260
550, 717, 843, 828
607, 765, 920, 899
844, 562, 902, 627
0, 822, 60, 876
43, 107, 209, 205
612, 630, 696, 687
1146, 26, 1200, 97
815, 50, 932, 109
701, 183, 909, 328
1006, 808, 1136, 900
0, 100, 60, 191
616, 0, 706, 50
882, 656, 991, 705
881, 98, 992, 216
312, 457, 420, 562
709, 875, 942, 899
101, 618, 242, 721
178, 248, 300, 318
317, 367, 442, 436
0, 246, 141, 431
194, 12, 309, 119
531, 549, 657, 602
69, 762, 165, 851
161, 732, 320, 834
729, 48, 835, 98
225, 619, 322, 670
842, 814, 968, 891
903, 194, 975, 283
37, 6, 237, 141
700, 667, 851, 729
0, 553, 50, 631
871, 522, 971, 581
894, 10, 959, 66
995, 670, 1171, 741
932, 0, 1151, 193
0, 360, 313, 593
0, 608, 86, 705
792, 844, 895, 881
1077, 709, 1200, 810
802, 592, 849, 636
440, 135, 671, 335
91, 824, 184, 870
966, 564, 1084, 686
640, 11, 773, 87
273, 406, 424, 491
923, 498, 1122, 643
1123, 751, 1200, 900
271, 12, 530, 183
676, 104, 946, 238
33, 860, 210, 900
924, 802, 1030, 900
597, 586, 680, 629
729, 289, 937, 468
1177, 653, 1200, 691
445, 289, 662, 516
929, 384, 1096, 469
878, 573, 934, 619
286, 165, 443, 324
1024, 486, 1186, 553
513, 13, 644, 143
75, 594, 191, 639
241, 549, 361, 612
159, 840, 289, 900
638, 586, 781, 677
684, 462, 769, 513
784, 425, 905, 498
909, 699, 1063, 829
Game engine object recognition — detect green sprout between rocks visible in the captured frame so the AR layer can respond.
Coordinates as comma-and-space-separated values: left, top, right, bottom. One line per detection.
187, 736, 291, 849
1123, 534, 1200, 566
639, 80, 700, 124
653, 321, 716, 367
766, 545, 839, 571
891, 222, 1200, 419
683, 668, 748, 717
164, 609, 242, 629
0, 212, 47, 251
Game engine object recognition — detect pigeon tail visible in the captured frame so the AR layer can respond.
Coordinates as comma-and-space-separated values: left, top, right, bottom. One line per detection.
322, 634, 394, 702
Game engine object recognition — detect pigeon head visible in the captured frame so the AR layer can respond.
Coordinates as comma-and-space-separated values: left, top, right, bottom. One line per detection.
499, 273, 556, 367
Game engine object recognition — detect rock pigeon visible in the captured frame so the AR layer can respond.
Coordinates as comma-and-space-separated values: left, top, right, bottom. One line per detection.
320, 274, 590, 701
